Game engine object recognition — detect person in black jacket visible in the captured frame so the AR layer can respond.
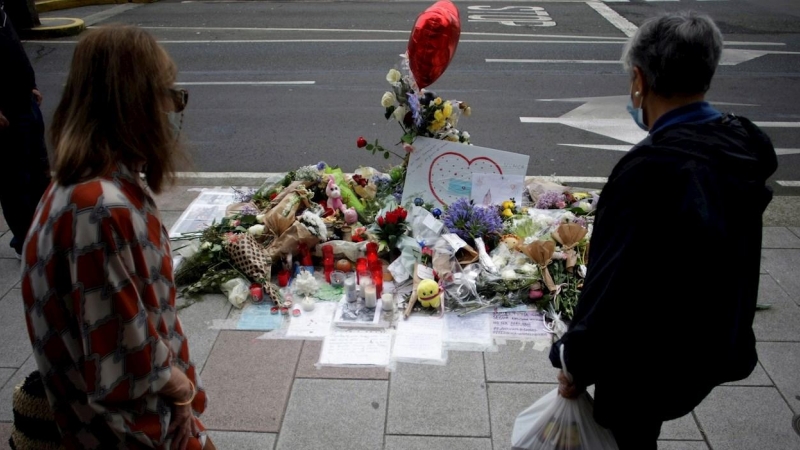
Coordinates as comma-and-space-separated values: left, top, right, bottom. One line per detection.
0, 2, 50, 258
550, 11, 777, 449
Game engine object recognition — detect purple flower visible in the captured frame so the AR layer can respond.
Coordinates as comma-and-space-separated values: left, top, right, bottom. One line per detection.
316, 161, 328, 170
240, 205, 258, 216
392, 183, 404, 203
443, 198, 503, 240
407, 93, 424, 129
233, 188, 256, 203
535, 191, 566, 209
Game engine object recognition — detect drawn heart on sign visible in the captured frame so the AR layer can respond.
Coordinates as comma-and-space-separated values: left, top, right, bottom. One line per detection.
428, 152, 503, 206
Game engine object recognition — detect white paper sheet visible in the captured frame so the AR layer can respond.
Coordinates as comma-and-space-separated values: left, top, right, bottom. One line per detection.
402, 137, 530, 207
169, 189, 238, 238
318, 330, 392, 366
444, 312, 494, 351
492, 311, 550, 339
285, 302, 337, 339
392, 315, 446, 363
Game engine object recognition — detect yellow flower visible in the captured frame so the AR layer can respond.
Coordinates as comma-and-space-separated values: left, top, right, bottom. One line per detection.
502, 208, 514, 218
502, 200, 515, 210
445, 135, 459, 142
434, 97, 442, 106
443, 102, 453, 118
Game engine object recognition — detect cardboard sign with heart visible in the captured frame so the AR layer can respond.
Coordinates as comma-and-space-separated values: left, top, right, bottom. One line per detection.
402, 137, 530, 207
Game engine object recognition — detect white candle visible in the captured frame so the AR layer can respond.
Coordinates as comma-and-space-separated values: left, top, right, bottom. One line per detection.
344, 278, 357, 302
364, 285, 377, 308
381, 293, 394, 311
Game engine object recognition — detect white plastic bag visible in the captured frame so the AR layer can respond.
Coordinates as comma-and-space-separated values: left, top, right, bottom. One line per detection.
511, 345, 618, 450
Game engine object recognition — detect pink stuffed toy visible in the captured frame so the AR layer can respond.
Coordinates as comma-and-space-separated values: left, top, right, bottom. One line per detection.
325, 176, 358, 225
325, 176, 344, 211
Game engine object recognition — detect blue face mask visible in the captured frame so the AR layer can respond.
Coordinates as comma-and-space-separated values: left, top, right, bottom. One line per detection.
626, 97, 648, 131
166, 111, 183, 140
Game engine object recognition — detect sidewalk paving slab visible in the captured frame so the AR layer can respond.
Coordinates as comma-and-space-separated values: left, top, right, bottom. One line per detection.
484, 341, 559, 383
0, 232, 17, 259
760, 249, 800, 305
790, 227, 800, 239
694, 386, 800, 450
657, 442, 709, 450
0, 290, 33, 368
207, 431, 276, 450
176, 294, 232, 374
275, 379, 386, 450
0, 355, 37, 422
295, 341, 389, 380
762, 227, 800, 249
722, 361, 773, 387
200, 331, 302, 432
0, 422, 11, 446
756, 342, 800, 414
383, 435, 493, 450
0, 369, 15, 390
660, 413, 703, 441
153, 185, 205, 212
753, 275, 800, 342
0, 259, 21, 298
386, 351, 490, 437
487, 383, 554, 450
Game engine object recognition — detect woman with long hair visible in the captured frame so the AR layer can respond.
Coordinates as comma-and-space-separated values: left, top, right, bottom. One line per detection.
20, 25, 214, 450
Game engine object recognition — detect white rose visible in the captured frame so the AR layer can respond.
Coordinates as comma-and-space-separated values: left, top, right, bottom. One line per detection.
501, 268, 517, 281
392, 105, 407, 122
381, 91, 396, 108
248, 224, 265, 236
519, 263, 539, 275
461, 131, 470, 140
256, 214, 266, 223
200, 241, 212, 250
463, 106, 472, 117
386, 69, 402, 83
578, 201, 591, 212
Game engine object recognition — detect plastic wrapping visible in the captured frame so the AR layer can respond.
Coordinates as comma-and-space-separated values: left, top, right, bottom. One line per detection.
511, 345, 618, 450
220, 278, 251, 308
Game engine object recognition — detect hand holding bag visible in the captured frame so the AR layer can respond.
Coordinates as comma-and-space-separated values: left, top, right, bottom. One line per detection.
511, 344, 618, 450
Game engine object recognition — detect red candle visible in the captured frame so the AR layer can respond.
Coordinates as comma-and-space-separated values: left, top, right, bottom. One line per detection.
366, 242, 378, 256
356, 258, 368, 283
371, 270, 383, 297
277, 270, 290, 287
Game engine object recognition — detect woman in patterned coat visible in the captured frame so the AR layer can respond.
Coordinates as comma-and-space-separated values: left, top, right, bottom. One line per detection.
20, 25, 214, 450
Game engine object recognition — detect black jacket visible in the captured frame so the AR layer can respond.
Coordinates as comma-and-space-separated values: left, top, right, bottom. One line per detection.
550, 114, 778, 427
0, 4, 36, 117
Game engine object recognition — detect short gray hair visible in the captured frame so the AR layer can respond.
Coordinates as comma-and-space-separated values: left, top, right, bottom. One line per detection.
623, 12, 723, 97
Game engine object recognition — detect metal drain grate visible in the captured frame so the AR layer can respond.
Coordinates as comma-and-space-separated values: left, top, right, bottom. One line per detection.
793, 414, 800, 437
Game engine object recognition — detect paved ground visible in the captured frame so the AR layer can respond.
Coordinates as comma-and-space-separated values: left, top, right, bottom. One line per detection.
0, 185, 799, 449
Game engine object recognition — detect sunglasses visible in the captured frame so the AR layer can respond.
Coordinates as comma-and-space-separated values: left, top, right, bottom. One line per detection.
169, 88, 189, 113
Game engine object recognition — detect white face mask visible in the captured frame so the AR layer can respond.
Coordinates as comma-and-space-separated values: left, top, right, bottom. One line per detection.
166, 111, 183, 140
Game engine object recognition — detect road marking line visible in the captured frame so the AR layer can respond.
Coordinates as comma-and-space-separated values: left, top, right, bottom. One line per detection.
559, 144, 800, 156
777, 181, 800, 187
586, 1, 638, 37
175, 81, 314, 86
754, 122, 800, 127
82, 4, 140, 27
176, 172, 284, 179
487, 58, 620, 63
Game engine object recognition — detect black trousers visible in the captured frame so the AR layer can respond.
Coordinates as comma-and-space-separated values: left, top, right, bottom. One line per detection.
0, 97, 51, 254
609, 419, 663, 450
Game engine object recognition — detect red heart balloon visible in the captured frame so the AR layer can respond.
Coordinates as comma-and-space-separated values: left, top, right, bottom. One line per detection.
407, 0, 461, 90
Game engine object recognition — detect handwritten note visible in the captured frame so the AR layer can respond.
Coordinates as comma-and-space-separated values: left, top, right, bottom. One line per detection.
402, 137, 530, 207
445, 313, 493, 351
471, 173, 525, 206
318, 330, 392, 366
392, 315, 445, 363
492, 311, 550, 339
285, 302, 337, 339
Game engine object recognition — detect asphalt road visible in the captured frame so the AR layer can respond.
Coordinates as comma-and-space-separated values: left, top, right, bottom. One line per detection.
30, 0, 800, 194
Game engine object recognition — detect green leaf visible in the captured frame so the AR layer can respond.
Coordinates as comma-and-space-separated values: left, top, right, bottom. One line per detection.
211, 244, 222, 252
235, 226, 247, 232
401, 134, 414, 144
384, 152, 390, 159
366, 144, 374, 150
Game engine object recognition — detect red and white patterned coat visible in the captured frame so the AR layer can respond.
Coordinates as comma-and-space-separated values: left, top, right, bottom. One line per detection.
21, 165, 207, 449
